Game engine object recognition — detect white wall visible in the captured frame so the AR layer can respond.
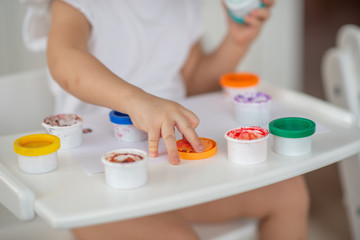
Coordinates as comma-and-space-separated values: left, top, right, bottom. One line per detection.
0, 0, 303, 90
0, 0, 46, 75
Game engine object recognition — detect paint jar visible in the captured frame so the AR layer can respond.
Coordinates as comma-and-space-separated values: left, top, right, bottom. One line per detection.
42, 114, 83, 149
225, 126, 269, 165
101, 148, 148, 189
109, 111, 147, 142
233, 92, 272, 127
269, 117, 316, 156
176, 137, 217, 160
13, 134, 61, 174
225, 0, 265, 24
220, 73, 259, 102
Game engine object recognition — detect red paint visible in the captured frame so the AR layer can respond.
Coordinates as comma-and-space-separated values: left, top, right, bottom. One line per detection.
106, 153, 143, 163
177, 138, 214, 153
227, 127, 269, 140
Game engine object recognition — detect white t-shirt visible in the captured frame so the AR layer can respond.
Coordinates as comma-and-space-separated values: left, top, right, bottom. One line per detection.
23, 0, 203, 116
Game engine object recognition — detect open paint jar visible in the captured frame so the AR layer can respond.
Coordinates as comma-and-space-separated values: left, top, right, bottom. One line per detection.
13, 134, 61, 174
225, 0, 265, 24
109, 111, 147, 142
220, 73, 259, 101
101, 148, 148, 189
233, 92, 271, 127
269, 117, 316, 156
225, 127, 269, 165
176, 137, 217, 160
42, 114, 83, 149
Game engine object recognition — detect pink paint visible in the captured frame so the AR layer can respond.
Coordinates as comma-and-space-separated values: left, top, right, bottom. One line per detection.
227, 127, 269, 140
43, 114, 82, 127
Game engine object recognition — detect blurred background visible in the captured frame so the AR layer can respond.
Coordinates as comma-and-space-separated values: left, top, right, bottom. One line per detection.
1, 0, 360, 239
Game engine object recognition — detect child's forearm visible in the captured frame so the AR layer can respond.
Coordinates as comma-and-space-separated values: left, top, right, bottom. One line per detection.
47, 46, 144, 114
185, 1, 273, 96
187, 34, 250, 96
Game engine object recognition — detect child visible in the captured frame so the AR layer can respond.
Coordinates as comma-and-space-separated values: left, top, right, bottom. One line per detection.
26, 0, 309, 239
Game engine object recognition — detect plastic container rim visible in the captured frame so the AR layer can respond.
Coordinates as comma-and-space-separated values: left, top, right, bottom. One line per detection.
224, 127, 269, 144
14, 134, 61, 156
101, 148, 148, 167
220, 72, 260, 88
269, 117, 316, 138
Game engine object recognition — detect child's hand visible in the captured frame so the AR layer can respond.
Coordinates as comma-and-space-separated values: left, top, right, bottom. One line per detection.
224, 0, 274, 46
125, 91, 204, 165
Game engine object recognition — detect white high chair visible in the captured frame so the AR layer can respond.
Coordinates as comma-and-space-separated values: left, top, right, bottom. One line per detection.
321, 24, 360, 240
0, 69, 257, 240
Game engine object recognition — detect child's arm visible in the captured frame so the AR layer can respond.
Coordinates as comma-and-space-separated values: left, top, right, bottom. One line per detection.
47, 0, 204, 165
182, 0, 274, 96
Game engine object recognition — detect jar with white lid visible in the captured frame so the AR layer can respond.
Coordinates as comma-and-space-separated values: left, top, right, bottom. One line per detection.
225, 126, 269, 165
42, 114, 83, 149
101, 148, 148, 189
233, 92, 271, 127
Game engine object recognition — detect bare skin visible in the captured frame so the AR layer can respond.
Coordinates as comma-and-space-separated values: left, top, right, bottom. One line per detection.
47, 0, 273, 164
72, 176, 309, 240
46, 1, 310, 240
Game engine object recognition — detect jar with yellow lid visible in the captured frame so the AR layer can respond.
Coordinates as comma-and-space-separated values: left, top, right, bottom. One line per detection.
14, 134, 61, 174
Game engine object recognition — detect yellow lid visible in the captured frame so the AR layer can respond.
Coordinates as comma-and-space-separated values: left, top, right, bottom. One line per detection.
177, 138, 217, 160
220, 73, 259, 88
14, 134, 61, 156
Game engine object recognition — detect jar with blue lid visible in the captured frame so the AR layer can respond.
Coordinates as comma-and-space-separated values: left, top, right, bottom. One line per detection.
109, 111, 147, 142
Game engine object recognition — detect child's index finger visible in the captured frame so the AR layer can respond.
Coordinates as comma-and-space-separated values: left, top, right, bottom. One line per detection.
176, 137, 217, 160
181, 135, 204, 153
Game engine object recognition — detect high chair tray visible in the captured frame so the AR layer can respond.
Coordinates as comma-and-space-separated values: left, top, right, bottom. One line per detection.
1, 82, 360, 229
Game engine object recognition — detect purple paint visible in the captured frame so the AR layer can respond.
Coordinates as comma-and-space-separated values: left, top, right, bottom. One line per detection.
234, 92, 271, 104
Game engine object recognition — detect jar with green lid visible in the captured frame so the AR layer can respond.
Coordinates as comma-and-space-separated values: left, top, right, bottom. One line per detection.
269, 117, 316, 156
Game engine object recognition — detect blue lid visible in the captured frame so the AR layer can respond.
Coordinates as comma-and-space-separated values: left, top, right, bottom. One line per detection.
109, 111, 133, 125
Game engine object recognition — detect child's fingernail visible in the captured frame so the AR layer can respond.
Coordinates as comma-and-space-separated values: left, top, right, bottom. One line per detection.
171, 156, 180, 165
198, 144, 205, 152
150, 151, 158, 158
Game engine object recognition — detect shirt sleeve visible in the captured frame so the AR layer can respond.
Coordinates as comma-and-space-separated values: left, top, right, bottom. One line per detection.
22, 0, 94, 52
188, 0, 204, 45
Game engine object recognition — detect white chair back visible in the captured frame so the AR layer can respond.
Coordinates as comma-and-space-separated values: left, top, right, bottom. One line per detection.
0, 68, 54, 135
321, 24, 360, 240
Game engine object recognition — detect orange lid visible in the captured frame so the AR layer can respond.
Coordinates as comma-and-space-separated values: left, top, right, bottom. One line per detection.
220, 73, 259, 88
177, 138, 217, 160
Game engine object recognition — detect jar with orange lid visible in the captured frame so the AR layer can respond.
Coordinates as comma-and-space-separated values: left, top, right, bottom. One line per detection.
220, 72, 260, 101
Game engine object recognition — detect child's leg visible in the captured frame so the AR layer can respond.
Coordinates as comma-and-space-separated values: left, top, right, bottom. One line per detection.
178, 175, 309, 240
72, 176, 308, 240
72, 211, 200, 240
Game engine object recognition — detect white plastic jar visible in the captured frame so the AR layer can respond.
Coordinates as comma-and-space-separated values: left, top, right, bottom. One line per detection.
225, 126, 269, 165
42, 114, 83, 149
225, 0, 265, 24
220, 72, 260, 102
13, 134, 61, 174
233, 92, 271, 127
101, 148, 148, 189
109, 111, 147, 142
269, 117, 316, 156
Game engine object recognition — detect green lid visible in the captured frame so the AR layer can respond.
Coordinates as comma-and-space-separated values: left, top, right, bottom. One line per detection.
269, 117, 316, 138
